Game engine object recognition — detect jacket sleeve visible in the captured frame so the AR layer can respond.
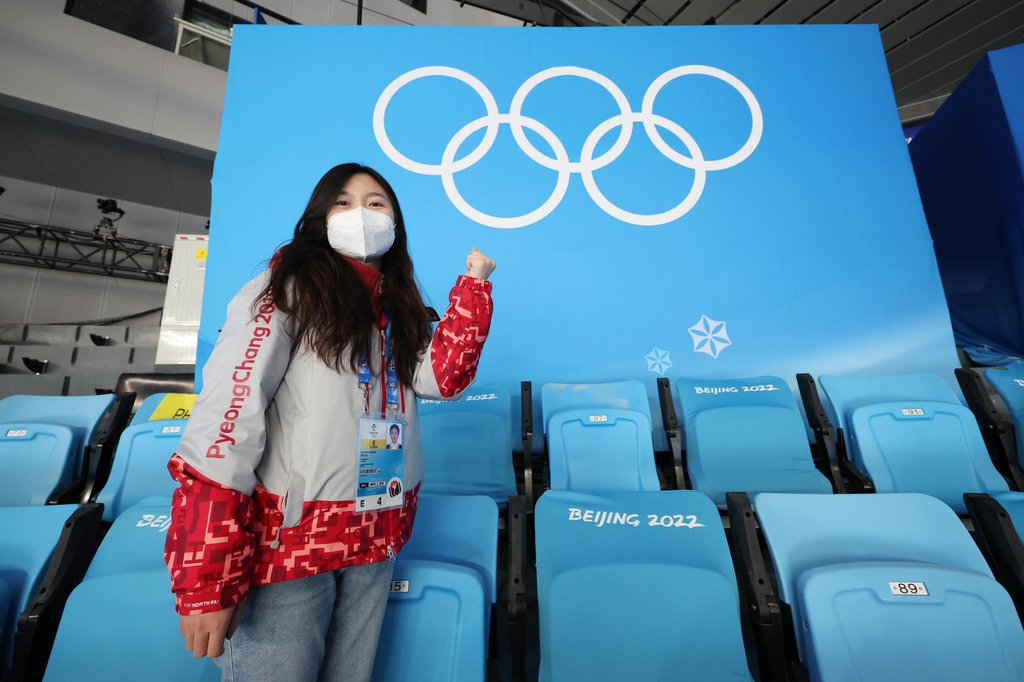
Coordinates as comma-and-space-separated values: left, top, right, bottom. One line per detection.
413, 275, 493, 400
164, 272, 295, 615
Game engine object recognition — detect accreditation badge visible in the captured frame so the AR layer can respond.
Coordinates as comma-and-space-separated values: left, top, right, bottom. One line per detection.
356, 414, 405, 511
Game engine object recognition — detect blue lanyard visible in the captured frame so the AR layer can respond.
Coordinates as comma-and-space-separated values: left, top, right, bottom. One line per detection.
358, 319, 400, 414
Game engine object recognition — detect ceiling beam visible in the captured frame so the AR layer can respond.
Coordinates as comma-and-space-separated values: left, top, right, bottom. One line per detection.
455, 0, 606, 25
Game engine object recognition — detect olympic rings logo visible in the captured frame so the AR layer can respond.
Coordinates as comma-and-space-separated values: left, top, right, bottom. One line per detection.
373, 66, 763, 228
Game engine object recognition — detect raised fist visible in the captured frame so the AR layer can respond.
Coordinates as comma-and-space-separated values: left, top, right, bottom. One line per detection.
465, 247, 496, 280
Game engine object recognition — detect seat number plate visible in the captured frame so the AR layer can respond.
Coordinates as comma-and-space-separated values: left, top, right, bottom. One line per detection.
5, 429, 27, 437
900, 408, 925, 416
589, 415, 608, 422
161, 426, 182, 434
889, 581, 928, 595
390, 580, 409, 593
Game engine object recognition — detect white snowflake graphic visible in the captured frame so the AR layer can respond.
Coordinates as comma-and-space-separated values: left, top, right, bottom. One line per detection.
688, 316, 731, 359
645, 347, 672, 375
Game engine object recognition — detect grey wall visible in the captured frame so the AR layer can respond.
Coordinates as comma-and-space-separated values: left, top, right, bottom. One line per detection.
0, 0, 515, 324
0, 174, 207, 324
203, 0, 520, 27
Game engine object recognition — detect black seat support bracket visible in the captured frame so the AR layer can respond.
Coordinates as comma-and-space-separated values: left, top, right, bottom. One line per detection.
506, 495, 528, 682
726, 492, 787, 682
964, 492, 1024, 623
956, 369, 1024, 491
656, 377, 688, 490
796, 373, 847, 494
521, 381, 535, 515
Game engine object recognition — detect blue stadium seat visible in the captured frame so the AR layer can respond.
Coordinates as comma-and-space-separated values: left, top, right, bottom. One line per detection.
676, 376, 832, 504
43, 497, 220, 682
535, 489, 752, 682
399, 494, 498, 629
94, 395, 189, 521
0, 394, 114, 478
819, 373, 1008, 513
373, 494, 496, 682
418, 385, 517, 505
984, 365, 1024, 465
541, 381, 660, 492
0, 424, 75, 506
372, 560, 486, 682
0, 504, 102, 679
752, 492, 1024, 680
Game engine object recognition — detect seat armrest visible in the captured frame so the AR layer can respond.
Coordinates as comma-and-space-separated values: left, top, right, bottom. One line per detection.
506, 495, 528, 682
521, 382, 535, 514
957, 369, 1024, 491
657, 378, 688, 490
964, 492, 1024, 623
726, 492, 787, 682
796, 374, 846, 494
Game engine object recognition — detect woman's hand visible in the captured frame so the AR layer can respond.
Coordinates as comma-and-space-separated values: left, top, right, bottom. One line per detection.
180, 602, 244, 659
466, 247, 496, 280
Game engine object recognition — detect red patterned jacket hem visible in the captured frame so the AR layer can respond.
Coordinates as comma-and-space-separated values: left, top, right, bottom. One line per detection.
167, 454, 420, 615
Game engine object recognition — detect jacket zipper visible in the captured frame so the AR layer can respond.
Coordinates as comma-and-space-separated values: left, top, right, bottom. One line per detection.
270, 444, 297, 549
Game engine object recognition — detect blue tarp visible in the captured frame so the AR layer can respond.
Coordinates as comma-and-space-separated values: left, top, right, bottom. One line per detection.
910, 43, 1024, 366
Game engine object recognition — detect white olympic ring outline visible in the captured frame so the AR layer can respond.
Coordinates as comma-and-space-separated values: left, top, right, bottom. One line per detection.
372, 65, 763, 228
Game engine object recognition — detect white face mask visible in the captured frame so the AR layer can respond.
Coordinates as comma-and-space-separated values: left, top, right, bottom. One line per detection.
326, 207, 396, 261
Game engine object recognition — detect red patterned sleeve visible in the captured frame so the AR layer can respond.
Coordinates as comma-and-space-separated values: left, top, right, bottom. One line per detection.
429, 275, 493, 398
164, 454, 256, 615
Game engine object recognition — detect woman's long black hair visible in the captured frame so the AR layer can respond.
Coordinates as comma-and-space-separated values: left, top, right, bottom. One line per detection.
256, 163, 432, 386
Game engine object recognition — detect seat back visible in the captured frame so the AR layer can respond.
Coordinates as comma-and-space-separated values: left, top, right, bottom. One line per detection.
0, 424, 75, 506
95, 417, 184, 521
535, 489, 751, 682
0, 505, 81, 671
542, 382, 659, 493
676, 376, 832, 503
818, 372, 960, 434
541, 381, 651, 430
84, 497, 171, 580
0, 394, 114, 474
984, 366, 1024, 464
371, 560, 486, 682
418, 385, 516, 503
42, 572, 219, 682
754, 492, 994, 662
43, 497, 219, 681
399, 494, 498, 608
849, 400, 1008, 512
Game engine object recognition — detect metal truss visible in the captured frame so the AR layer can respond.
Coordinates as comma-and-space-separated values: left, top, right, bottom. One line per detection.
457, 0, 605, 26
0, 217, 171, 283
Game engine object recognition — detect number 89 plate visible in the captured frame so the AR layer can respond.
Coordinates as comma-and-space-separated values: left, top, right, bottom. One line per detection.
888, 581, 928, 596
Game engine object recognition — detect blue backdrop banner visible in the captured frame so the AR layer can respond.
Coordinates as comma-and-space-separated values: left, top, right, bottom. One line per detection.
201, 25, 959, 439
910, 43, 1024, 366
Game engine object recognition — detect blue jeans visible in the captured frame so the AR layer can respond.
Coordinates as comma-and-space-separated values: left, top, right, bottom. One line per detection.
217, 560, 395, 682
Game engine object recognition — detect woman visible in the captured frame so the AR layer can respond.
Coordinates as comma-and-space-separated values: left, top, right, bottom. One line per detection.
385, 423, 402, 450
164, 163, 495, 681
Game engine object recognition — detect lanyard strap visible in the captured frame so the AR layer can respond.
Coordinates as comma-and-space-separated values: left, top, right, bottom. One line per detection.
358, 318, 401, 416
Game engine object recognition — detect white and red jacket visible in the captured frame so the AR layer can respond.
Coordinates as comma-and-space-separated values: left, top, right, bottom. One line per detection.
164, 260, 492, 615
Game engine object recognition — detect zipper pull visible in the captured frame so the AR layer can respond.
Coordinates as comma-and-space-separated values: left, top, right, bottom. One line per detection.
387, 544, 396, 562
